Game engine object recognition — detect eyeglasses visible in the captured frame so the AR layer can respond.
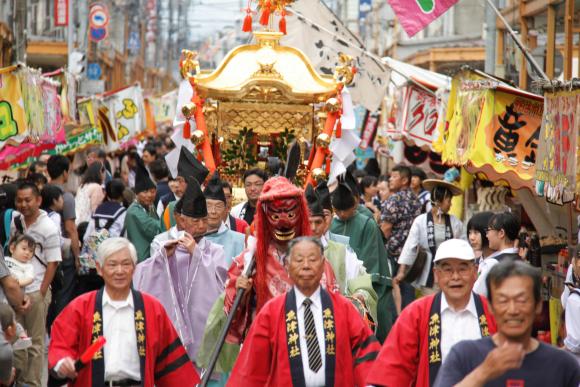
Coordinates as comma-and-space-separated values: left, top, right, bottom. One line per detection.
436, 263, 474, 276
207, 203, 226, 212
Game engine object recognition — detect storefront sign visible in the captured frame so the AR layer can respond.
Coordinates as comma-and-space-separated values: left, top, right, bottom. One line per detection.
55, 0, 68, 27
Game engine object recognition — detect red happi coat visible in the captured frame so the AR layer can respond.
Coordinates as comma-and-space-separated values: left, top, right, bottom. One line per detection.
366, 292, 497, 387
48, 288, 199, 387
228, 287, 380, 387
224, 245, 338, 343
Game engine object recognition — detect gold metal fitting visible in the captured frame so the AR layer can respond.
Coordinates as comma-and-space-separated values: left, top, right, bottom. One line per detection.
190, 130, 205, 146
325, 97, 341, 113
311, 168, 327, 182
316, 133, 331, 148
182, 103, 196, 119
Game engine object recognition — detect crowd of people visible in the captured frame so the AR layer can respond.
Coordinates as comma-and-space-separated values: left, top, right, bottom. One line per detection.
0, 141, 578, 387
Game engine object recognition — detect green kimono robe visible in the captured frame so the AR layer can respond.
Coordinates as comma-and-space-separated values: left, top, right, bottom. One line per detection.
330, 212, 394, 342
324, 238, 378, 324
125, 201, 161, 262
357, 203, 375, 219
160, 201, 177, 232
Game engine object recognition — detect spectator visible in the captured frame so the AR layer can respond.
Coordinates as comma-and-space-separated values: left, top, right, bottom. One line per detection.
360, 175, 381, 219
4, 234, 36, 288
0, 303, 16, 386
410, 167, 430, 213
27, 173, 47, 192
377, 175, 391, 204
86, 147, 112, 184
561, 254, 580, 364
486, 212, 521, 261
11, 181, 62, 387
142, 145, 157, 167
231, 168, 268, 225
467, 211, 497, 298
221, 180, 249, 233
75, 162, 105, 226
382, 164, 422, 310
149, 159, 171, 206
0, 184, 17, 249
26, 161, 47, 179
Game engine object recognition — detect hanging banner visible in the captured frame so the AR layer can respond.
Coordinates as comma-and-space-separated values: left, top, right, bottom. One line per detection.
103, 84, 145, 151
51, 126, 103, 156
400, 84, 438, 149
535, 90, 580, 205
440, 71, 543, 190
0, 66, 28, 150
468, 89, 543, 190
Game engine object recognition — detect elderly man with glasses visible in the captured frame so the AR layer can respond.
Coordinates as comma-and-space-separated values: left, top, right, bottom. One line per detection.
367, 239, 497, 387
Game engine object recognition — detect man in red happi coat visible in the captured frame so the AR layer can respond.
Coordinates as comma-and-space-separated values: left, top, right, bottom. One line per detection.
367, 239, 497, 387
48, 237, 199, 386
224, 176, 338, 343
229, 237, 380, 386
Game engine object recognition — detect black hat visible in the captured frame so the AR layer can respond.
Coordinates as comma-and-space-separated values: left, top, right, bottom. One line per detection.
134, 157, 156, 194
331, 175, 356, 211
174, 198, 183, 214
344, 170, 360, 197
178, 147, 209, 184
181, 176, 207, 218
315, 181, 332, 211
305, 184, 324, 217
203, 171, 226, 203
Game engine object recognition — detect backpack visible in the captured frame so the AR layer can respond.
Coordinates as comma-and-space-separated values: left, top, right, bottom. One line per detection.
78, 208, 126, 275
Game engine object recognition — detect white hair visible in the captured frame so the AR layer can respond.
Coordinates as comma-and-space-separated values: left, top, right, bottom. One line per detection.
96, 237, 138, 267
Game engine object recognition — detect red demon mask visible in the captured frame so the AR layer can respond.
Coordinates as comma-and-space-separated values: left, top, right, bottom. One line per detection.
263, 197, 302, 244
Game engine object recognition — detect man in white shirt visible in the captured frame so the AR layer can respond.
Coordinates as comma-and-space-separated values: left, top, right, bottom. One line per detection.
230, 168, 268, 225
48, 237, 199, 386
368, 239, 496, 387
11, 181, 62, 387
229, 236, 381, 386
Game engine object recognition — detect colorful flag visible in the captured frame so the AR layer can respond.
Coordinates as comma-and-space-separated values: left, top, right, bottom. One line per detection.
104, 84, 144, 151
387, 0, 460, 37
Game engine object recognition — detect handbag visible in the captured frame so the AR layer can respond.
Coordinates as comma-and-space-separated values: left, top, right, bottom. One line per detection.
404, 247, 428, 283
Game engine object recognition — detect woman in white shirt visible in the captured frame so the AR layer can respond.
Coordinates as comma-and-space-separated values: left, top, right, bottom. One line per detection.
467, 211, 497, 297
562, 256, 580, 364
396, 179, 463, 294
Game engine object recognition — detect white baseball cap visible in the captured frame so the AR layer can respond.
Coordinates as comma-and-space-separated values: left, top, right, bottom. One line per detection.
434, 239, 475, 262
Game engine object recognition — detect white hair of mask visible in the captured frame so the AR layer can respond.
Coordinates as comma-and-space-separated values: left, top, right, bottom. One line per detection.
96, 237, 138, 267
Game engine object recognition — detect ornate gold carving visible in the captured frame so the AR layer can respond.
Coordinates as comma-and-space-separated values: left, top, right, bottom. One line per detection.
180, 50, 200, 80
334, 53, 356, 86
245, 85, 284, 102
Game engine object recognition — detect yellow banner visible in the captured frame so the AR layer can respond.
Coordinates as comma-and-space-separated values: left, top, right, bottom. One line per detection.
470, 90, 542, 184
0, 67, 28, 149
439, 70, 543, 189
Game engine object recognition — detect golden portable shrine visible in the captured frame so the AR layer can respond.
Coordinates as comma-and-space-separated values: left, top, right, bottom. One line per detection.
178, 23, 356, 186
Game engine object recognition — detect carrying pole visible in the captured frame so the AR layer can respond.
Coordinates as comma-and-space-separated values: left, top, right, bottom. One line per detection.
483, 0, 548, 81
200, 257, 256, 386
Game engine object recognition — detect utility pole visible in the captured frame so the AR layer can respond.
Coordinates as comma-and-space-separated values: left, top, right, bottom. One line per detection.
13, 0, 26, 63
484, 0, 497, 74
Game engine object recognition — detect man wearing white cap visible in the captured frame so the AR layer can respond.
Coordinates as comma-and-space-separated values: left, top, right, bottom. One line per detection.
367, 239, 497, 387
